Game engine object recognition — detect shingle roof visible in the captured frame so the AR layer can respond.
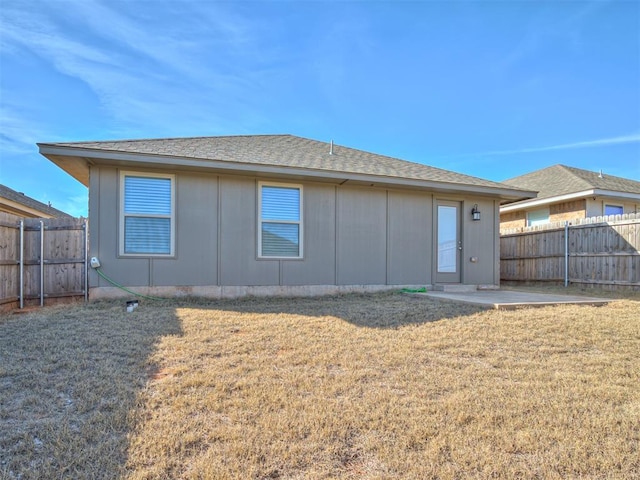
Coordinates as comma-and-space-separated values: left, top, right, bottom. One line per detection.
503, 164, 640, 202
0, 184, 71, 218
41, 134, 527, 192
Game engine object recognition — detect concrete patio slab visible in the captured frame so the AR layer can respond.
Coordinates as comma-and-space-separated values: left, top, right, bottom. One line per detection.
407, 289, 612, 310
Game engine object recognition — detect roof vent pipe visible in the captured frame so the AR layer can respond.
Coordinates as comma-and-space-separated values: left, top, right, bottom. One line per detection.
329, 140, 334, 155
598, 169, 603, 178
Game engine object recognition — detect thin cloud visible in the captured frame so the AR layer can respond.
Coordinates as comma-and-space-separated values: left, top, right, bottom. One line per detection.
450, 133, 640, 159
0, 105, 53, 156
1, 1, 277, 136
69, 0, 252, 81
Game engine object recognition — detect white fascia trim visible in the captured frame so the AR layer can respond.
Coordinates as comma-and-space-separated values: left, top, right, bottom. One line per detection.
594, 189, 640, 202
38, 145, 535, 200
0, 199, 55, 218
500, 190, 596, 212
500, 189, 640, 212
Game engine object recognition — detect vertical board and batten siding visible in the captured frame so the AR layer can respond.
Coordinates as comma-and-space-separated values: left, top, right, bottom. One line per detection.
95, 168, 149, 286
0, 211, 86, 307
218, 175, 278, 286
152, 173, 218, 286
281, 183, 336, 285
336, 188, 388, 285
460, 198, 501, 286
387, 191, 432, 285
500, 213, 640, 289
90, 168, 220, 287
89, 165, 500, 290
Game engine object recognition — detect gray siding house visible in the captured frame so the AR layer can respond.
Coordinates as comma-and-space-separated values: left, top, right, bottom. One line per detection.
38, 135, 534, 299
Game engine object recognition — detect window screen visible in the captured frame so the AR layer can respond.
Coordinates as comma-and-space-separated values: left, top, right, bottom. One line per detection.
121, 174, 174, 255
259, 184, 302, 258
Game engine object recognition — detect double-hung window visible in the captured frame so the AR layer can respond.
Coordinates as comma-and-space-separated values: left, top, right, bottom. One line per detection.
120, 172, 175, 256
258, 182, 302, 258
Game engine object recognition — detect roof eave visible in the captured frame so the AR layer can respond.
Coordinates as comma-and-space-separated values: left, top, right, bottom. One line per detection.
500, 189, 640, 212
38, 144, 91, 187
591, 189, 640, 202
0, 198, 58, 218
38, 144, 535, 199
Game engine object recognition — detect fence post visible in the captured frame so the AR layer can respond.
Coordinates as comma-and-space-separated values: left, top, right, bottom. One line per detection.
40, 220, 44, 307
19, 220, 24, 309
564, 221, 569, 287
83, 221, 88, 303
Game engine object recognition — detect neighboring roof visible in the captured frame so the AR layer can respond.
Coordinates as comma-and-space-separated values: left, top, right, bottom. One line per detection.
38, 134, 535, 201
501, 164, 640, 210
0, 184, 71, 218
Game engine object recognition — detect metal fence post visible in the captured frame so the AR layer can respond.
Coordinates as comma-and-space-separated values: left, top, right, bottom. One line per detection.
564, 221, 569, 287
83, 221, 88, 303
19, 220, 24, 309
40, 220, 44, 307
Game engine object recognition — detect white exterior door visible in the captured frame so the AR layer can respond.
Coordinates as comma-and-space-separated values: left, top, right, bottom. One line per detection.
435, 201, 461, 283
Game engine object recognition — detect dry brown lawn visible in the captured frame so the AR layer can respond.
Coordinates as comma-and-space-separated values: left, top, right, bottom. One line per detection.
1, 290, 639, 479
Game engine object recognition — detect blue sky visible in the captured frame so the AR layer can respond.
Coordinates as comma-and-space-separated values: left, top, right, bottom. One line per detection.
1, 0, 638, 218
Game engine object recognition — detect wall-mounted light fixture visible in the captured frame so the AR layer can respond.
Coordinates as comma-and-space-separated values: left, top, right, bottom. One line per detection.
471, 204, 481, 221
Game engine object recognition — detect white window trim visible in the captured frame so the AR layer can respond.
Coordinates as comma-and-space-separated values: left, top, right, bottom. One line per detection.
119, 171, 176, 257
258, 181, 303, 259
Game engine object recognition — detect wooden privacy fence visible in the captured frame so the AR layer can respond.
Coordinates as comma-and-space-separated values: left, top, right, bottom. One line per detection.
0, 212, 87, 309
501, 213, 640, 289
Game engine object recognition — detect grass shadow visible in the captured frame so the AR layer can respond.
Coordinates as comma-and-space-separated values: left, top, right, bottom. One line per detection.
0, 300, 183, 480
173, 290, 488, 329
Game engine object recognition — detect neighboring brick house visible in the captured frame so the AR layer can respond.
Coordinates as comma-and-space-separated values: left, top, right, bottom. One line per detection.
500, 165, 640, 231
0, 184, 71, 218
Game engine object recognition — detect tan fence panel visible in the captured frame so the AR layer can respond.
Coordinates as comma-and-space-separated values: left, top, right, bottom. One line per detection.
0, 212, 21, 305
0, 213, 87, 309
501, 227, 565, 282
501, 213, 640, 289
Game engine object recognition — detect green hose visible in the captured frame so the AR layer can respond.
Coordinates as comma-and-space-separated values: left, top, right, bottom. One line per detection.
95, 267, 167, 301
